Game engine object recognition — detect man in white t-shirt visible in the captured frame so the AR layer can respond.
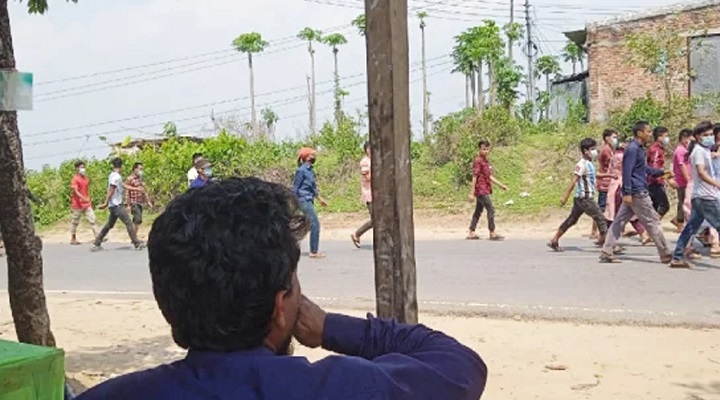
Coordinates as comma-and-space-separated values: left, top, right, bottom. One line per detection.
92, 157, 145, 251
188, 153, 203, 187
671, 121, 720, 268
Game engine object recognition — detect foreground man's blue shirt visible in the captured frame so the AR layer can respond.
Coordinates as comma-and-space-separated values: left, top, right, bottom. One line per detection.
622, 139, 664, 196
76, 314, 487, 400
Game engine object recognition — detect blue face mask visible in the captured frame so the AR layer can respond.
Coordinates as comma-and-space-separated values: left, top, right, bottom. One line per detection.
203, 167, 213, 177
702, 136, 715, 148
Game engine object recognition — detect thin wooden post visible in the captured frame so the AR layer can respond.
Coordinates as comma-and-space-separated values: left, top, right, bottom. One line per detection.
364, 0, 418, 324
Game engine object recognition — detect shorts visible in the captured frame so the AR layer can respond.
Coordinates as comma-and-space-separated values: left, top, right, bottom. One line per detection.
130, 204, 143, 225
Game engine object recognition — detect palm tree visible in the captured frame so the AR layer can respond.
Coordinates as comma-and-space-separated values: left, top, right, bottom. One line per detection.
534, 54, 561, 93
352, 14, 366, 36
418, 11, 430, 139
322, 33, 348, 125
562, 41, 585, 75
261, 107, 279, 139
297, 27, 323, 135
452, 31, 476, 109
232, 32, 270, 133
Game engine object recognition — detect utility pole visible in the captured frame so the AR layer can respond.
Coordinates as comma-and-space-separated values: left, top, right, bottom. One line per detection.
524, 0, 536, 122
420, 15, 429, 141
364, 0, 418, 324
508, 0, 514, 62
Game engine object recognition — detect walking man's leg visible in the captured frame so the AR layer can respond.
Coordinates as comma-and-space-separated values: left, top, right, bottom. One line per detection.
671, 198, 708, 266
93, 209, 119, 248
674, 187, 686, 229
352, 203, 373, 246
116, 206, 143, 248
630, 194, 671, 261
70, 209, 82, 244
581, 198, 608, 243
549, 198, 583, 251
479, 195, 500, 238
131, 204, 143, 236
85, 208, 99, 238
300, 202, 322, 256
467, 197, 485, 239
602, 203, 635, 257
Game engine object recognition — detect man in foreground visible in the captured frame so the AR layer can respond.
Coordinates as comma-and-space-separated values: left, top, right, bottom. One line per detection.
600, 121, 672, 264
77, 177, 487, 400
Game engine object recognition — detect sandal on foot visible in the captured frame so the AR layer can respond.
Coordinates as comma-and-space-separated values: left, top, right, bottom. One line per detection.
599, 252, 622, 263
547, 241, 564, 252
350, 234, 361, 249
670, 259, 692, 269
489, 234, 505, 241
309, 252, 326, 259
466, 233, 480, 240
70, 240, 81, 246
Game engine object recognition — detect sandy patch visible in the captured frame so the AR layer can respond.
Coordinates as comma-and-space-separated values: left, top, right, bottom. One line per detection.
1, 295, 718, 399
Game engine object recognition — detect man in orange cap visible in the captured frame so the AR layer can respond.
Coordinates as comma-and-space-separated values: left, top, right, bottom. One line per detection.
293, 147, 328, 258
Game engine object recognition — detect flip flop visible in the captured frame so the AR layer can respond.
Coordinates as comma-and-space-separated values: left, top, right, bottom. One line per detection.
489, 235, 505, 241
466, 234, 480, 240
350, 234, 361, 249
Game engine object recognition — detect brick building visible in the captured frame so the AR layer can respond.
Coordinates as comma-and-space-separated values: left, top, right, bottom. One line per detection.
565, 0, 720, 122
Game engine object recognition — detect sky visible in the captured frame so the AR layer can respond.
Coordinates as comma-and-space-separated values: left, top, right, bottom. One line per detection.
10, 0, 685, 170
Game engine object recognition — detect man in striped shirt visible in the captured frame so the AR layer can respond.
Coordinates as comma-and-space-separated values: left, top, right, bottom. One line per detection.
549, 138, 616, 252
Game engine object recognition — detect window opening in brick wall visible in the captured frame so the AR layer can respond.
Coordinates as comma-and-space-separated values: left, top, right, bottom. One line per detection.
690, 34, 720, 116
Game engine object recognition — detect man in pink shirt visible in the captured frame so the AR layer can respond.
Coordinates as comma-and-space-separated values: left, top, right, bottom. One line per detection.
351, 142, 372, 248
672, 128, 693, 231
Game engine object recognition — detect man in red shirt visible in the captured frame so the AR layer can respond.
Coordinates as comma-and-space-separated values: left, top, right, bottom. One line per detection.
647, 127, 673, 219
70, 161, 99, 245
125, 162, 152, 236
467, 140, 508, 240
591, 129, 618, 239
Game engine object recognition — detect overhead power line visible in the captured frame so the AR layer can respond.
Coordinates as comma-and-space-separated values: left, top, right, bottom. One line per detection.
36, 23, 352, 86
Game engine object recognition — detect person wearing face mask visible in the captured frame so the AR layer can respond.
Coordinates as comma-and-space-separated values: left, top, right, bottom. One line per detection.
590, 129, 619, 240
293, 147, 329, 259
189, 159, 215, 189
671, 129, 694, 232
69, 160, 99, 245
125, 162, 153, 236
670, 121, 720, 268
548, 138, 616, 252
600, 121, 672, 264
646, 126, 675, 221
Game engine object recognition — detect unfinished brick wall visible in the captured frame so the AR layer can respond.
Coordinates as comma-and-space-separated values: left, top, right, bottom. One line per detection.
587, 4, 720, 122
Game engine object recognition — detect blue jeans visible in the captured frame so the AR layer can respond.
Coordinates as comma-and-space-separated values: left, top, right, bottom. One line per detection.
299, 201, 320, 253
673, 197, 720, 260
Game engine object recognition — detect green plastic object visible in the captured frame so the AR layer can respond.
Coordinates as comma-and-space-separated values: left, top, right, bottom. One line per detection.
0, 339, 65, 400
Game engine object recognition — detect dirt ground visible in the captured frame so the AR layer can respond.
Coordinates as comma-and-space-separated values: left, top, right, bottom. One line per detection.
37, 207, 658, 244
1, 295, 718, 399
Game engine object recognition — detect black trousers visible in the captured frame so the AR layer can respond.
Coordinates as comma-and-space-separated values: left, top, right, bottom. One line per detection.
559, 197, 608, 236
649, 183, 670, 218
469, 195, 495, 232
676, 187, 686, 222
94, 206, 140, 246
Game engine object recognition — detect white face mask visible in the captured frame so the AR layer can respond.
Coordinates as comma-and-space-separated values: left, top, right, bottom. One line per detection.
78, 168, 86, 176
611, 137, 618, 148
589, 149, 598, 161
662, 137, 670, 146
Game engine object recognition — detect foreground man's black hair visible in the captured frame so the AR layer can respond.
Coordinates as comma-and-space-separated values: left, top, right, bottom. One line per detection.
148, 177, 309, 351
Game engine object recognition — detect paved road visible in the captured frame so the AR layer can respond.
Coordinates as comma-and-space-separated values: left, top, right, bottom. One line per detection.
2, 238, 720, 327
